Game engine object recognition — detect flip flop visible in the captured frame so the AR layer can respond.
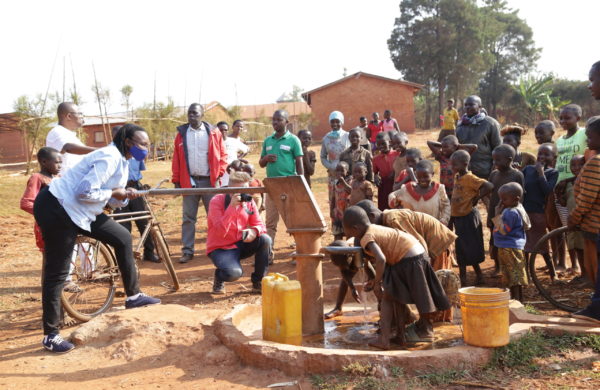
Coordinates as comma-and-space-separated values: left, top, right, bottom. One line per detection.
404, 323, 434, 343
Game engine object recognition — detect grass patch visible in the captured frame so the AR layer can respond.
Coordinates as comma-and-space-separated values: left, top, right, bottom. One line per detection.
524, 304, 542, 315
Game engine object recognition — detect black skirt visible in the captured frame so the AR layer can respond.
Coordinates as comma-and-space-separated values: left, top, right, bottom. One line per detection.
383, 253, 451, 314
452, 208, 485, 266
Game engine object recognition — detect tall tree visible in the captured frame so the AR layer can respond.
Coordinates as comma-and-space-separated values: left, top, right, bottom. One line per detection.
13, 95, 53, 173
478, 0, 540, 117
120, 84, 133, 119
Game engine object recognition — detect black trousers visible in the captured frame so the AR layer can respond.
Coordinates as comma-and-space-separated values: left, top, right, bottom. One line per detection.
114, 180, 155, 254
34, 187, 140, 335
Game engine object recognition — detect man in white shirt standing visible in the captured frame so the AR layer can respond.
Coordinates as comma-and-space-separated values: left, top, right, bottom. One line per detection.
46, 102, 96, 174
171, 103, 228, 263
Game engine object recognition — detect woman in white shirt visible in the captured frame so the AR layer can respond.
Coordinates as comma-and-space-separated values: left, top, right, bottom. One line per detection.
34, 124, 160, 353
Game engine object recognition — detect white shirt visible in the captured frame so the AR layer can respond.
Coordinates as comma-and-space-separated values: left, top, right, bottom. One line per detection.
221, 137, 250, 186
186, 124, 210, 176
46, 125, 85, 175
49, 143, 129, 232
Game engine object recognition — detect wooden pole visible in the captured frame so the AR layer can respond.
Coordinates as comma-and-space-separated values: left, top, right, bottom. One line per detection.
92, 62, 110, 144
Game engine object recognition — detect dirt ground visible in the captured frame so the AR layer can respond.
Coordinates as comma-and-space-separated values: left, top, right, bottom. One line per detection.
0, 128, 597, 389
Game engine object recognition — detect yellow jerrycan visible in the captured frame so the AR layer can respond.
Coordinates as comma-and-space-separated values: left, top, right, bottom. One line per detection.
262, 273, 302, 345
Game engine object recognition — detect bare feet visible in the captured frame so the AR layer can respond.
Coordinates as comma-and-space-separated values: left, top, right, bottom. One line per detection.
324, 308, 343, 319
368, 337, 390, 350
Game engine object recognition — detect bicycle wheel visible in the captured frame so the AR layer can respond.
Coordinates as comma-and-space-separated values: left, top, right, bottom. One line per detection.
151, 225, 180, 291
528, 226, 593, 312
61, 236, 119, 322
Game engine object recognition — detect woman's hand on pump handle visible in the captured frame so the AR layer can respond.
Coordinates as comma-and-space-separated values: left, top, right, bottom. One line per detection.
112, 187, 143, 201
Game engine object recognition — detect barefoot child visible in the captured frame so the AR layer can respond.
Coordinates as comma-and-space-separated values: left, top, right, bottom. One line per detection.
373, 132, 398, 210
391, 132, 409, 181
20, 147, 62, 251
339, 128, 374, 182
388, 160, 451, 225
523, 143, 559, 282
298, 129, 317, 188
427, 135, 477, 199
501, 125, 536, 170
535, 120, 556, 145
492, 183, 530, 302
349, 162, 376, 206
343, 206, 450, 349
367, 112, 383, 152
562, 155, 585, 276
488, 145, 524, 273
392, 148, 420, 191
449, 150, 493, 286
331, 162, 352, 240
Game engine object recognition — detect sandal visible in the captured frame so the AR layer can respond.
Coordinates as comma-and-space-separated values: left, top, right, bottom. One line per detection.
404, 323, 434, 343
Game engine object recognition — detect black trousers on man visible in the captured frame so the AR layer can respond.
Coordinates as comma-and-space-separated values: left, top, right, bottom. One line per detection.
114, 180, 155, 255
34, 187, 139, 335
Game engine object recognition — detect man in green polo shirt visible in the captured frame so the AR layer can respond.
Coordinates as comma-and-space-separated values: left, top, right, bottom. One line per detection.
259, 109, 304, 254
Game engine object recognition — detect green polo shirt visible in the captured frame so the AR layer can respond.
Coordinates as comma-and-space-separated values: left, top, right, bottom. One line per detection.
261, 131, 303, 178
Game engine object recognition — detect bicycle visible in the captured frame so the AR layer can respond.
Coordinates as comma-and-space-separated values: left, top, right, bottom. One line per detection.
60, 179, 179, 322
527, 226, 594, 312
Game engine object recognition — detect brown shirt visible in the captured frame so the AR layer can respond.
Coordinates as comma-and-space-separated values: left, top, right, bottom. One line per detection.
360, 224, 418, 265
349, 179, 376, 205
382, 209, 457, 259
339, 147, 374, 182
451, 172, 487, 217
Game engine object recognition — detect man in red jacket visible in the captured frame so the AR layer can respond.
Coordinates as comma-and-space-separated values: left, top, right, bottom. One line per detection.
172, 103, 228, 263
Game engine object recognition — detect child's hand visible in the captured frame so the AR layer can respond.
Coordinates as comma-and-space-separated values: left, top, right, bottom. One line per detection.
351, 288, 361, 304
364, 280, 375, 292
374, 175, 381, 187
535, 162, 545, 176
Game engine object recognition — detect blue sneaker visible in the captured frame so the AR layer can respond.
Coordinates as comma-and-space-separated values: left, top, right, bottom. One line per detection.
125, 293, 161, 309
42, 333, 74, 353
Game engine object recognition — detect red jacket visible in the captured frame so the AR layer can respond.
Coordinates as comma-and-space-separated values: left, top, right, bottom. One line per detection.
206, 194, 266, 254
171, 122, 228, 188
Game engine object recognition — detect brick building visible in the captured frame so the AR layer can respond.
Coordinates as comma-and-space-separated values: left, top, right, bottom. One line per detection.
302, 72, 423, 139
0, 113, 27, 164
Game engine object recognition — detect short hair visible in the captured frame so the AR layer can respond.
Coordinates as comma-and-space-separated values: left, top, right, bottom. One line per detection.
297, 129, 311, 138
242, 163, 255, 175
500, 124, 525, 139
228, 171, 251, 185
112, 123, 147, 156
355, 199, 379, 214
384, 109, 391, 114
498, 182, 523, 198
465, 95, 482, 106
536, 120, 556, 132
406, 148, 422, 159
376, 132, 390, 141
493, 144, 516, 159
188, 103, 204, 115
37, 146, 58, 162
415, 159, 433, 173
349, 128, 362, 136
328, 239, 352, 267
57, 102, 76, 119
447, 99, 454, 103
441, 135, 459, 145
359, 116, 367, 121
571, 154, 585, 164
343, 205, 370, 227
451, 149, 470, 164
392, 131, 408, 142
586, 115, 600, 134
336, 161, 350, 171
216, 121, 229, 128
354, 161, 367, 170
539, 142, 557, 156
273, 109, 289, 120
561, 104, 583, 117
232, 119, 243, 127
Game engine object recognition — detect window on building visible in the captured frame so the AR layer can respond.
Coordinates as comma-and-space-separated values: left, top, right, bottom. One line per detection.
94, 131, 105, 143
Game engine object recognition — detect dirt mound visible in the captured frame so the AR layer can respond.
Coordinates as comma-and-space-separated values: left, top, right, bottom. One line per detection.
69, 304, 237, 365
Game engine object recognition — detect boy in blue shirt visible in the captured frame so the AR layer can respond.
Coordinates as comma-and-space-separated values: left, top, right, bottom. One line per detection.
492, 183, 531, 302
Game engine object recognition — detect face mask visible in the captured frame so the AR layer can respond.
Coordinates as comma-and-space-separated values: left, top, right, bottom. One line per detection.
129, 144, 148, 161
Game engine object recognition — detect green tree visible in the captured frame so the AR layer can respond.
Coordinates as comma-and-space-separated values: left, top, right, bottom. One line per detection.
478, 0, 540, 117
120, 85, 133, 119
514, 75, 569, 125
136, 98, 183, 160
13, 95, 54, 173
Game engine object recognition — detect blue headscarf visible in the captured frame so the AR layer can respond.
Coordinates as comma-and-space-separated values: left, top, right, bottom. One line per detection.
328, 111, 344, 138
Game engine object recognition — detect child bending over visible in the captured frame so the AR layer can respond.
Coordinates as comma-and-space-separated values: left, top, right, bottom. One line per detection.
427, 135, 477, 199
492, 183, 531, 302
388, 160, 450, 226
20, 147, 62, 251
449, 150, 493, 286
343, 206, 450, 349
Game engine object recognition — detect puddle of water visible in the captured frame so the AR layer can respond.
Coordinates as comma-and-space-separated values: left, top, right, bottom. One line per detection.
303, 309, 464, 351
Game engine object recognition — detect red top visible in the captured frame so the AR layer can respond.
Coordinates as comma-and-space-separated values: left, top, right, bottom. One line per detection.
249, 178, 262, 187
373, 150, 399, 179
368, 121, 383, 143
394, 169, 414, 184
20, 173, 53, 251
406, 182, 441, 201
206, 193, 267, 254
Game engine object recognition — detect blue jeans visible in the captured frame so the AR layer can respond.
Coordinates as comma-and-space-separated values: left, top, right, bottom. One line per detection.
208, 234, 272, 285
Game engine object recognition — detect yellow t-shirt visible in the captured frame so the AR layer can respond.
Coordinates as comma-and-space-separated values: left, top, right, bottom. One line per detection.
451, 172, 486, 217
360, 224, 418, 265
443, 108, 459, 130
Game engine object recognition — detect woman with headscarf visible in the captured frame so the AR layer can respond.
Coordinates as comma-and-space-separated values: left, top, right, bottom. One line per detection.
320, 111, 351, 231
